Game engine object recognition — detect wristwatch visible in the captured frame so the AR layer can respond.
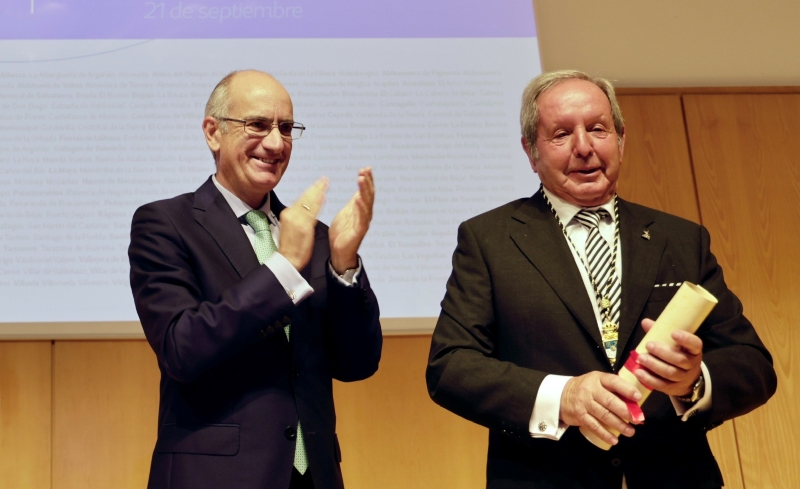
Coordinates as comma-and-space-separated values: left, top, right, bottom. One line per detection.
675, 373, 705, 403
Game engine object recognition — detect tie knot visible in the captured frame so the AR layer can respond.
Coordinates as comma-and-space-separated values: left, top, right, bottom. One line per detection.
245, 210, 270, 233
575, 209, 608, 230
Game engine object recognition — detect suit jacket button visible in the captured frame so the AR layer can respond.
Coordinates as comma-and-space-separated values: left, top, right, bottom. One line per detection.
285, 426, 297, 440
611, 458, 622, 467
292, 368, 300, 379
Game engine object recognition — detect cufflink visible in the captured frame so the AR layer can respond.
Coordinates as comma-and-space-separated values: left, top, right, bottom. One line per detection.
537, 421, 547, 432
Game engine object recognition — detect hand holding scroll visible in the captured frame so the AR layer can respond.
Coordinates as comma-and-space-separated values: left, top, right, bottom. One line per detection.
632, 318, 704, 398
579, 282, 718, 450
560, 372, 643, 447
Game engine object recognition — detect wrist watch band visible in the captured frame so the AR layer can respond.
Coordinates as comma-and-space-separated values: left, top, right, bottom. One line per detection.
676, 373, 705, 403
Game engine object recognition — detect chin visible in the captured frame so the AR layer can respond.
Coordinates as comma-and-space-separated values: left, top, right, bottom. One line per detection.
574, 181, 614, 200
251, 170, 283, 187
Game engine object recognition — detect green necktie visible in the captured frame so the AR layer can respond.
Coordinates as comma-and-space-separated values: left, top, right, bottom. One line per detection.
244, 210, 309, 475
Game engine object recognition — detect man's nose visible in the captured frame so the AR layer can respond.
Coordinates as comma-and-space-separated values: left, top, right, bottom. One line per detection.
261, 126, 285, 151
572, 129, 593, 157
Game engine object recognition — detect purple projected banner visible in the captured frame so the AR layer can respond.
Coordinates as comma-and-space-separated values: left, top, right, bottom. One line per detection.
0, 1, 536, 39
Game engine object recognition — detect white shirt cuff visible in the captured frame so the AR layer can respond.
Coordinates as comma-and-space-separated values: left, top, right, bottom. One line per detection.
264, 252, 314, 304
672, 362, 713, 421
530, 374, 571, 440
328, 257, 362, 286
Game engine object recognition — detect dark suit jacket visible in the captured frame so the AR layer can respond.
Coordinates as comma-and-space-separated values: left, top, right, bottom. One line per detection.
426, 192, 776, 489
129, 177, 382, 489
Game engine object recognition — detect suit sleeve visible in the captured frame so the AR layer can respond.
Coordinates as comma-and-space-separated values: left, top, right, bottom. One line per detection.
323, 263, 382, 382
693, 225, 777, 425
129, 202, 299, 383
426, 220, 546, 438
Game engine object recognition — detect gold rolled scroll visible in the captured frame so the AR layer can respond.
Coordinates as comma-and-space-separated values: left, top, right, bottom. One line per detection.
579, 282, 718, 450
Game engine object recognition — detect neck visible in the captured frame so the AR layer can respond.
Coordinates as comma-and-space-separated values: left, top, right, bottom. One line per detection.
540, 184, 615, 208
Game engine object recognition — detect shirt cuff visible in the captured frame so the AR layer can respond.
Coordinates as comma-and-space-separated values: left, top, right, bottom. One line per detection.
328, 257, 362, 286
672, 362, 713, 421
264, 252, 314, 304
530, 374, 571, 440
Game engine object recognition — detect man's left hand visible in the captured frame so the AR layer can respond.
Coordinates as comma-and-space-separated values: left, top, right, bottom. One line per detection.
329, 167, 375, 274
631, 318, 704, 398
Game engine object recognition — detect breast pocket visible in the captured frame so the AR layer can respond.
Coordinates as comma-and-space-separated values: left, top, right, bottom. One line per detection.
647, 283, 682, 303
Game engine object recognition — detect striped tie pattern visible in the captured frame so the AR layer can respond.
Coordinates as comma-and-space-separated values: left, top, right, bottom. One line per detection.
575, 209, 621, 334
244, 210, 309, 475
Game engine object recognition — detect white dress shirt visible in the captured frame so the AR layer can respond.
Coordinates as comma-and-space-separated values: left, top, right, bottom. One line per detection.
528, 187, 712, 441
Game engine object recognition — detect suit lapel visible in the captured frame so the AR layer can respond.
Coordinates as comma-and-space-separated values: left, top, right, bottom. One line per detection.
193, 177, 260, 279
509, 193, 603, 348
617, 199, 665, 356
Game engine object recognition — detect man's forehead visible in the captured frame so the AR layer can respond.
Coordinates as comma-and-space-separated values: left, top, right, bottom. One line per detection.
228, 72, 293, 114
537, 79, 612, 123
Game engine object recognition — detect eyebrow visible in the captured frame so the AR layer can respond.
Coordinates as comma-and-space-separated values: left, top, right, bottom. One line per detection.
240, 116, 295, 123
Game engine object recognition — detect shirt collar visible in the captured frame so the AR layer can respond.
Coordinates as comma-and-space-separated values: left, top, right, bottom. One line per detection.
541, 186, 617, 226
211, 174, 275, 223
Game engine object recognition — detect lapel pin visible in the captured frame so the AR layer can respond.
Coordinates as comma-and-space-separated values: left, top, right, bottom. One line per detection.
642, 229, 651, 240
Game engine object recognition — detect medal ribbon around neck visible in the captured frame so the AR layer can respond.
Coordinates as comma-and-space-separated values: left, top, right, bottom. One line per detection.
540, 185, 621, 366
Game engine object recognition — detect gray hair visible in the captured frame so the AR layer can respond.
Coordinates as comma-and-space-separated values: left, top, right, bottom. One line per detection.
205, 70, 241, 134
520, 70, 624, 160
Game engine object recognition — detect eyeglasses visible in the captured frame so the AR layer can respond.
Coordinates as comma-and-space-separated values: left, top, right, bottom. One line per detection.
218, 117, 305, 140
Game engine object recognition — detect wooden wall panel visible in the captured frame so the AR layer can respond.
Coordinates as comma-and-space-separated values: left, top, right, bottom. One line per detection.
684, 93, 800, 488
0, 341, 51, 489
616, 94, 701, 223
52, 341, 160, 489
334, 335, 487, 489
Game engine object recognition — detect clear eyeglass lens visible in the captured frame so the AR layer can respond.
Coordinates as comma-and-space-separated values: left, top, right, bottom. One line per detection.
242, 119, 302, 139
290, 125, 304, 140
243, 120, 271, 136
276, 122, 294, 137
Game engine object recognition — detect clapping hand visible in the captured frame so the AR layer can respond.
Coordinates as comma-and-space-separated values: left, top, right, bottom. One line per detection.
329, 167, 375, 274
279, 177, 328, 271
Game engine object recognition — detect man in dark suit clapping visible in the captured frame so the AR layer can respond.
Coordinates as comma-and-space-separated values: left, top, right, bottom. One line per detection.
129, 70, 381, 489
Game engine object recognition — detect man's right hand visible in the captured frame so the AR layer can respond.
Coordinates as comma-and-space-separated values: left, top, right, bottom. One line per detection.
279, 177, 328, 271
560, 371, 643, 447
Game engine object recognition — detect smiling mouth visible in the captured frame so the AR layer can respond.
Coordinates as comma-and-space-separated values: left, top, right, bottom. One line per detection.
252, 156, 279, 164
577, 168, 600, 175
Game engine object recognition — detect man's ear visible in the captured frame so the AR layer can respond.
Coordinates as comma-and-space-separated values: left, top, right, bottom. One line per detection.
521, 136, 538, 173
617, 126, 626, 162
203, 116, 221, 154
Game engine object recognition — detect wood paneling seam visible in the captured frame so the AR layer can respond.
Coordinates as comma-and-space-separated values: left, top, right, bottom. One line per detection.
679, 95, 704, 225
733, 420, 747, 489
50, 340, 55, 489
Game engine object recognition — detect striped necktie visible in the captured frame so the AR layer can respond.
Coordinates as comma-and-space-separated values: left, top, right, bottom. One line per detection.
575, 209, 620, 364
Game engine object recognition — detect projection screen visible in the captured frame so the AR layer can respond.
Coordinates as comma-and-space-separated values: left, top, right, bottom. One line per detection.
0, 0, 542, 337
